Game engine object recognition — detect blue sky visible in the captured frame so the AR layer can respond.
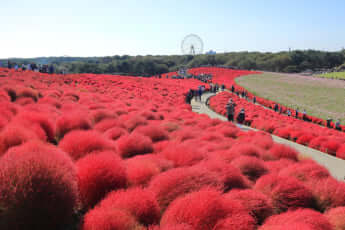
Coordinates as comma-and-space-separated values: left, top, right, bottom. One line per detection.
1, 0, 345, 58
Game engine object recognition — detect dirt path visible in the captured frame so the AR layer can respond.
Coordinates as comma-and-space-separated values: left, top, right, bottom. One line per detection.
191, 92, 345, 181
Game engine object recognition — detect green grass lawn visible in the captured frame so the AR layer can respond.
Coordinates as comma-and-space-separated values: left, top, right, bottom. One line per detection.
236, 73, 345, 124
318, 71, 345, 80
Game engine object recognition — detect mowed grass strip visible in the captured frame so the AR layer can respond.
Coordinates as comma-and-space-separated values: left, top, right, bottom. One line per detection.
236, 72, 345, 124
318, 71, 345, 80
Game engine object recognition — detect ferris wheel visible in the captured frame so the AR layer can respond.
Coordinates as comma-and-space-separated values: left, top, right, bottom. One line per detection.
181, 34, 204, 55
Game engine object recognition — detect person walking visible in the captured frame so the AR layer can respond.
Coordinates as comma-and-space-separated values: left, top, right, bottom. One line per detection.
295, 108, 299, 119
226, 99, 236, 122
335, 119, 341, 131
253, 96, 256, 104
302, 109, 307, 121
231, 85, 235, 93
236, 108, 245, 124
326, 118, 333, 128
274, 104, 279, 112
287, 109, 291, 117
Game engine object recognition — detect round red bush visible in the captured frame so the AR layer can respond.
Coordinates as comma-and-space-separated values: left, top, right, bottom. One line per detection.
161, 188, 247, 230
0, 141, 78, 230
117, 132, 154, 158
59, 130, 116, 160
259, 209, 332, 230
269, 143, 298, 161
0, 123, 39, 156
212, 213, 256, 230
225, 189, 273, 224
77, 152, 127, 209
161, 143, 206, 167
336, 145, 345, 159
125, 156, 161, 186
98, 187, 161, 226
56, 113, 92, 140
135, 124, 169, 142
82, 207, 144, 230
270, 177, 315, 213
231, 156, 268, 181
325, 207, 345, 230
149, 166, 223, 211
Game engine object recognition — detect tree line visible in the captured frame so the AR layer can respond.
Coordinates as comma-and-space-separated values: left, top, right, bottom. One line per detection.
2, 49, 345, 75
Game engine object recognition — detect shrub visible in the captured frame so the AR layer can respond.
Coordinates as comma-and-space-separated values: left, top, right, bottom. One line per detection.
117, 132, 154, 158
225, 189, 273, 224
269, 143, 298, 161
125, 156, 161, 186
82, 207, 144, 230
307, 177, 345, 212
0, 141, 78, 230
197, 157, 250, 191
149, 166, 223, 211
13, 111, 55, 143
264, 159, 295, 174
161, 188, 247, 230
76, 152, 127, 209
325, 207, 345, 230
122, 115, 148, 132
135, 124, 169, 142
0, 123, 39, 156
56, 113, 92, 140
259, 209, 332, 230
59, 130, 116, 160
228, 144, 263, 158
91, 109, 117, 124
231, 156, 268, 181
161, 143, 206, 167
212, 213, 256, 230
270, 176, 315, 213
98, 188, 161, 226
336, 144, 345, 159
278, 160, 330, 182
94, 118, 120, 132
104, 127, 128, 140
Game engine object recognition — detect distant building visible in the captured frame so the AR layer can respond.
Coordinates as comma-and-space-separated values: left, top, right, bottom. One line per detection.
206, 50, 216, 55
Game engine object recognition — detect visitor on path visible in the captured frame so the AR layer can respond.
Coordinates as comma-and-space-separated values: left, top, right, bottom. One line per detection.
226, 100, 235, 122
335, 120, 342, 131
274, 104, 279, 112
14, 64, 19, 71
49, 65, 54, 74
231, 85, 235, 93
302, 109, 307, 121
221, 84, 225, 91
295, 108, 299, 118
253, 96, 256, 104
8, 61, 12, 69
237, 108, 245, 124
287, 109, 291, 117
279, 106, 283, 114
327, 118, 333, 128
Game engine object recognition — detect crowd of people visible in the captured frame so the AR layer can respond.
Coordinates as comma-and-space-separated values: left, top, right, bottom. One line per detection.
1, 60, 59, 74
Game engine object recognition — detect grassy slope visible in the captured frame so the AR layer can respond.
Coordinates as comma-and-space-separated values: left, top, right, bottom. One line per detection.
318, 71, 345, 80
236, 73, 345, 124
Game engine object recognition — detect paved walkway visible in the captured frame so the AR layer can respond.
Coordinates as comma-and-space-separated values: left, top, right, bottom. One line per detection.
191, 92, 345, 181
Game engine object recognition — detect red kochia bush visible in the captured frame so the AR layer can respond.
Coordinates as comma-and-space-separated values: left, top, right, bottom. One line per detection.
82, 207, 144, 230
307, 177, 345, 212
269, 143, 298, 161
197, 157, 250, 191
117, 132, 154, 158
259, 209, 332, 230
98, 188, 161, 226
154, 224, 194, 230
161, 143, 206, 167
278, 160, 330, 182
325, 207, 345, 230
59, 130, 116, 160
149, 166, 223, 211
56, 113, 92, 140
13, 111, 55, 143
212, 213, 256, 230
270, 176, 315, 213
77, 152, 127, 209
0, 123, 39, 156
135, 124, 169, 142
0, 141, 78, 230
231, 156, 268, 181
125, 157, 160, 187
161, 188, 251, 230
225, 189, 273, 224
336, 144, 345, 159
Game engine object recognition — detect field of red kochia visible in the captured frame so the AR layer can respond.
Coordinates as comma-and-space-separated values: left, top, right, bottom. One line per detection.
0, 67, 344, 230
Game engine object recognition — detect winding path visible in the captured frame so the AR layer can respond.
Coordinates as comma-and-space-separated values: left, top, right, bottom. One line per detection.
191, 92, 345, 181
